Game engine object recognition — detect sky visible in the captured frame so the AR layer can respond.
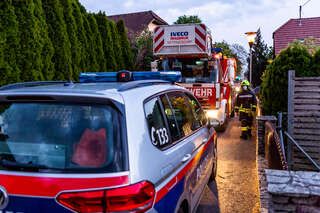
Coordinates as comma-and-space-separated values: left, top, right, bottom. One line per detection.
79, 0, 320, 51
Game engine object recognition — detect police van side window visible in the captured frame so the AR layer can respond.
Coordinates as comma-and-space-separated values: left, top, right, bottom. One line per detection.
166, 92, 195, 138
160, 95, 180, 142
185, 93, 207, 127
144, 98, 171, 148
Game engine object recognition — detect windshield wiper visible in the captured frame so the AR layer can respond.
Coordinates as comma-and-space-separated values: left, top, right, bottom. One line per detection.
0, 159, 49, 170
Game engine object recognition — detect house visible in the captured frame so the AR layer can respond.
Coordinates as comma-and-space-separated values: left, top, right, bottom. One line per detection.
273, 17, 320, 56
108, 10, 168, 37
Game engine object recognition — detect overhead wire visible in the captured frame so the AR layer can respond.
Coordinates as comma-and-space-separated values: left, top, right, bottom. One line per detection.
299, 0, 313, 19
302, 0, 312, 7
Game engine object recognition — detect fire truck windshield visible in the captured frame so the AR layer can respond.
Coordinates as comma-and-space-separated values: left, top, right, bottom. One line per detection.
161, 58, 219, 83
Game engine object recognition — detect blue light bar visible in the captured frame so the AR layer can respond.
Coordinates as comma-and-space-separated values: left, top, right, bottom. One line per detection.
132, 71, 181, 82
212, 48, 223, 53
79, 71, 182, 83
79, 72, 117, 83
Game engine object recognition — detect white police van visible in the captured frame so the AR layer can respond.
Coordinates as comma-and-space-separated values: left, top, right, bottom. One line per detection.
0, 71, 217, 213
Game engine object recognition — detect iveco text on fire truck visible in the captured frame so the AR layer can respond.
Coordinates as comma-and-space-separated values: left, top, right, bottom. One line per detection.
153, 23, 237, 129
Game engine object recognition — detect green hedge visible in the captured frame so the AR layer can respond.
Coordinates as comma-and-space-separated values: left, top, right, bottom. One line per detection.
0, 0, 134, 85
261, 41, 320, 115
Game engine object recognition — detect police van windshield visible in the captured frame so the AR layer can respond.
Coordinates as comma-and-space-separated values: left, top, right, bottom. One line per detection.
161, 58, 219, 83
0, 103, 125, 173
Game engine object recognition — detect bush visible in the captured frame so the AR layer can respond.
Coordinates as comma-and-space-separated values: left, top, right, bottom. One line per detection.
311, 48, 320, 75
260, 41, 319, 115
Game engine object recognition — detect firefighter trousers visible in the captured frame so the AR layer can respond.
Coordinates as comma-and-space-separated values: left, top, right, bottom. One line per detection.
240, 111, 253, 138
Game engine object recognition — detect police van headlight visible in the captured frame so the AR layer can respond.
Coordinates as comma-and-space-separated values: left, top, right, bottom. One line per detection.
206, 109, 220, 119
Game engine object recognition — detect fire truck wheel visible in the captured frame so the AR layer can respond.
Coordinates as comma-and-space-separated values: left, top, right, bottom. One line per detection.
215, 117, 228, 132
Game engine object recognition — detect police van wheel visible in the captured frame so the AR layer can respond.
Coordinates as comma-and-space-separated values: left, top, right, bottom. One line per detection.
177, 207, 184, 213
178, 203, 188, 213
209, 145, 217, 182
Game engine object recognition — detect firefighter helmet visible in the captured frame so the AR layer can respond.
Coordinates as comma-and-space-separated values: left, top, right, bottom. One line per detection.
241, 80, 250, 87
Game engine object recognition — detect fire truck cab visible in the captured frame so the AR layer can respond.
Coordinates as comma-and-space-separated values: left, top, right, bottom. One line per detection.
153, 24, 236, 130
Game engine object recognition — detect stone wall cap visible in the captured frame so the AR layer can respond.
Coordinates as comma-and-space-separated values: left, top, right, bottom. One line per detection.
266, 169, 320, 196
266, 169, 320, 177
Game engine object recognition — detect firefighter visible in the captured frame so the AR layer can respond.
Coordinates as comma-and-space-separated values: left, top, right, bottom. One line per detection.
234, 80, 257, 139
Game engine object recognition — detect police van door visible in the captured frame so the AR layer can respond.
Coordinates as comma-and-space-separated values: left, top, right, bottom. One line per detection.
155, 92, 197, 212
184, 93, 214, 210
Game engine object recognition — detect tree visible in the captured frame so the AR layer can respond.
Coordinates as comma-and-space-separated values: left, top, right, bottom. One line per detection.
214, 41, 233, 57
214, 41, 247, 76
260, 41, 315, 115
13, 0, 45, 81
59, 0, 81, 79
0, 24, 12, 86
42, 0, 73, 80
95, 12, 117, 72
174, 15, 202, 24
80, 12, 99, 73
109, 20, 125, 71
33, 0, 55, 80
87, 13, 106, 72
1, 0, 135, 82
0, 0, 20, 85
230, 43, 248, 76
72, 1, 90, 74
131, 28, 156, 71
116, 19, 134, 70
247, 28, 272, 88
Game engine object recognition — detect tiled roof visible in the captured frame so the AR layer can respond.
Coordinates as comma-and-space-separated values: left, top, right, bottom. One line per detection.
273, 17, 320, 55
108, 10, 168, 36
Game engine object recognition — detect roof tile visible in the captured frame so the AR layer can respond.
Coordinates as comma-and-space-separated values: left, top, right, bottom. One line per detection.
273, 17, 320, 55
108, 10, 168, 36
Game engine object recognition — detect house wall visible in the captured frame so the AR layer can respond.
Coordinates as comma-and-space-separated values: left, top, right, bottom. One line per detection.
148, 22, 158, 32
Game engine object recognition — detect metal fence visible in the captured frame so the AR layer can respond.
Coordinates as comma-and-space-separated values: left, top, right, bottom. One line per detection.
264, 119, 288, 170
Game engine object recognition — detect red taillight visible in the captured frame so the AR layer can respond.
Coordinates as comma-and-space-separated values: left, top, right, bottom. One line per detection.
106, 181, 155, 212
57, 190, 105, 212
56, 181, 155, 213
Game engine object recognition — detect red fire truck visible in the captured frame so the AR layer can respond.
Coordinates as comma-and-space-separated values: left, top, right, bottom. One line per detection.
153, 23, 237, 129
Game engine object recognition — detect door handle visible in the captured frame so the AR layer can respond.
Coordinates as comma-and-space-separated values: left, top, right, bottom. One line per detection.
181, 154, 191, 163
202, 138, 208, 143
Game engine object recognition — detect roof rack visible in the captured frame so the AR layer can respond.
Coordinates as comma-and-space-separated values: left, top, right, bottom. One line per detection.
118, 80, 171, 92
0, 81, 69, 91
